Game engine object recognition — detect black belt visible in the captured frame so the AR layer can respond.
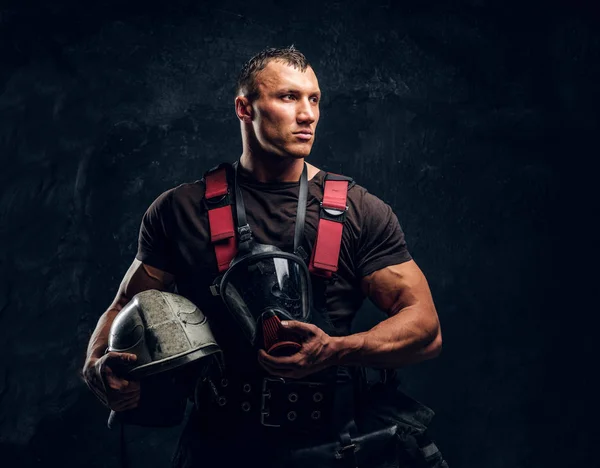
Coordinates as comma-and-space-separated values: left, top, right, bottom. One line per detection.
197, 367, 395, 434
201, 374, 337, 434
260, 377, 335, 431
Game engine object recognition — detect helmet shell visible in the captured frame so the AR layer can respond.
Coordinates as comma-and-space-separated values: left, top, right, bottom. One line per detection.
108, 290, 222, 379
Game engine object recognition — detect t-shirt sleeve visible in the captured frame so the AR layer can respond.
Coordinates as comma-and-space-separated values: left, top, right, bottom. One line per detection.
355, 190, 412, 278
135, 189, 176, 274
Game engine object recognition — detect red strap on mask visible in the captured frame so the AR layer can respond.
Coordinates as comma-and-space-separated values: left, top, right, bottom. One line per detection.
309, 177, 350, 278
204, 166, 237, 273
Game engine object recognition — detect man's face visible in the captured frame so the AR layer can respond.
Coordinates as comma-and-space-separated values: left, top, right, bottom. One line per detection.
248, 60, 321, 159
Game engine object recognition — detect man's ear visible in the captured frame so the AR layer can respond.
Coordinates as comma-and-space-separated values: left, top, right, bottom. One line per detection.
235, 96, 253, 123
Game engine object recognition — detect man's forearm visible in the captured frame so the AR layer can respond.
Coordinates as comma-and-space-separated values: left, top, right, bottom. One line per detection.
332, 306, 442, 368
85, 307, 120, 363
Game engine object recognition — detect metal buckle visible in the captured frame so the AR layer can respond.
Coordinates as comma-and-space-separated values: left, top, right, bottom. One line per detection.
261, 377, 285, 427
237, 224, 253, 243
335, 442, 357, 458
206, 192, 227, 204
260, 377, 332, 429
319, 202, 348, 222
203, 190, 231, 210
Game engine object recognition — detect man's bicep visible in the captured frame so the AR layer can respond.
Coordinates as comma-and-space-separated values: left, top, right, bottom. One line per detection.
136, 189, 176, 274
360, 260, 436, 317
111, 259, 175, 310
354, 190, 412, 278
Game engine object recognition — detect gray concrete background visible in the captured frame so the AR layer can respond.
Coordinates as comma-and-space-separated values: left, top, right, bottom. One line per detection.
1, 0, 596, 466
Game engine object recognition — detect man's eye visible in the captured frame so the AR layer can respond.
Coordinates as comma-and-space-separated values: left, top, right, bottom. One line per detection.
282, 94, 295, 100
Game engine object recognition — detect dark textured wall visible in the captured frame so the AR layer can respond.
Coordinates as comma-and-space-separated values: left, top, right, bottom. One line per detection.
1, 0, 596, 467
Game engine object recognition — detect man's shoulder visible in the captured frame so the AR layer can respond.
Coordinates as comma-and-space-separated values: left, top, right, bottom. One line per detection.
161, 179, 205, 201
312, 169, 364, 191
169, 180, 205, 202
146, 180, 205, 215
310, 169, 376, 209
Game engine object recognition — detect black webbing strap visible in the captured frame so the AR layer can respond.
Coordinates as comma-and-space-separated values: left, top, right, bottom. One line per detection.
232, 160, 308, 255
333, 366, 359, 468
119, 422, 130, 468
294, 163, 308, 254
232, 161, 253, 252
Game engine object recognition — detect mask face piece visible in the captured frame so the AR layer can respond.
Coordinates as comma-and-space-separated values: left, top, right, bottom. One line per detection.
219, 243, 312, 354
213, 161, 313, 356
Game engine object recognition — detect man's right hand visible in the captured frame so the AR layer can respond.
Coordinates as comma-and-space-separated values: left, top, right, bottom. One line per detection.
82, 352, 141, 412
82, 259, 174, 411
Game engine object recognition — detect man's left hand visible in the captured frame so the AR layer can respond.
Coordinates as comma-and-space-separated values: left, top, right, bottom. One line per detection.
257, 321, 339, 379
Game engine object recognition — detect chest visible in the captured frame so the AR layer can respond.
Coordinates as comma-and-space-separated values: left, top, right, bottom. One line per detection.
171, 185, 359, 303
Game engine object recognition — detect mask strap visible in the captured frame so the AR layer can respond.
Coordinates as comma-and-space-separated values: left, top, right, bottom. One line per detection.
293, 162, 308, 254
233, 160, 308, 254
233, 161, 253, 252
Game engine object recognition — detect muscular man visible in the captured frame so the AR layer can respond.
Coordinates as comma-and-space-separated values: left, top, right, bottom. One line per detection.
83, 46, 447, 467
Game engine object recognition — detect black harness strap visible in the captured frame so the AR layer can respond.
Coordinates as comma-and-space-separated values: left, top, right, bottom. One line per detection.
333, 366, 360, 468
294, 163, 309, 255
232, 161, 253, 253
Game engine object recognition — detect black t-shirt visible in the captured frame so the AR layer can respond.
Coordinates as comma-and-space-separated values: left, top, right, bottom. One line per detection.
136, 165, 411, 340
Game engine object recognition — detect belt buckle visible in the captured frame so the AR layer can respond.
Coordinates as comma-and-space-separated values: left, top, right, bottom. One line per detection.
260, 377, 331, 429
261, 377, 285, 427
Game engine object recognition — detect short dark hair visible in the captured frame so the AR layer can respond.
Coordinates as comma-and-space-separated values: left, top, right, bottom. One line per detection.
236, 45, 311, 100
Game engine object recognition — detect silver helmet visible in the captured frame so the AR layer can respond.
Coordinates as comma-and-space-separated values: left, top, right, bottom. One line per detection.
108, 289, 222, 378
105, 290, 222, 428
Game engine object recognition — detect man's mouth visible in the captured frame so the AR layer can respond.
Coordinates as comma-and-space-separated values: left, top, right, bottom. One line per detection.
294, 131, 313, 140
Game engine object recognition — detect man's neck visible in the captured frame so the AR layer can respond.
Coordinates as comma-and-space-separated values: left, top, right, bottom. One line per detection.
239, 151, 306, 183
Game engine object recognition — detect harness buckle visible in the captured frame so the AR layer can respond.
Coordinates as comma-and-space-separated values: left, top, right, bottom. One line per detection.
237, 224, 253, 243
319, 202, 348, 222
203, 190, 231, 210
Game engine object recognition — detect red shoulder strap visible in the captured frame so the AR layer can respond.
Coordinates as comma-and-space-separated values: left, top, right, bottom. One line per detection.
204, 164, 237, 273
309, 173, 352, 278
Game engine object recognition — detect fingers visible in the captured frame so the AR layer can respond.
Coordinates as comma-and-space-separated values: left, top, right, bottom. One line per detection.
104, 366, 141, 392
101, 352, 139, 386
280, 321, 316, 337
82, 353, 142, 410
258, 349, 287, 375
258, 349, 313, 380
257, 354, 315, 380
104, 352, 138, 372
257, 355, 295, 378
87, 375, 140, 410
257, 325, 333, 379
88, 353, 141, 409
103, 363, 139, 389
105, 352, 138, 363
106, 379, 141, 411
106, 378, 140, 394
258, 349, 301, 368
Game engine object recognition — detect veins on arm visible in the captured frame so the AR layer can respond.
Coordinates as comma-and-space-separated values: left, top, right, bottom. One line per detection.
334, 260, 442, 368
363, 260, 441, 351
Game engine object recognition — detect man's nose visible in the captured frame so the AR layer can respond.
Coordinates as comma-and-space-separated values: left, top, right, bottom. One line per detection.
297, 98, 316, 123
